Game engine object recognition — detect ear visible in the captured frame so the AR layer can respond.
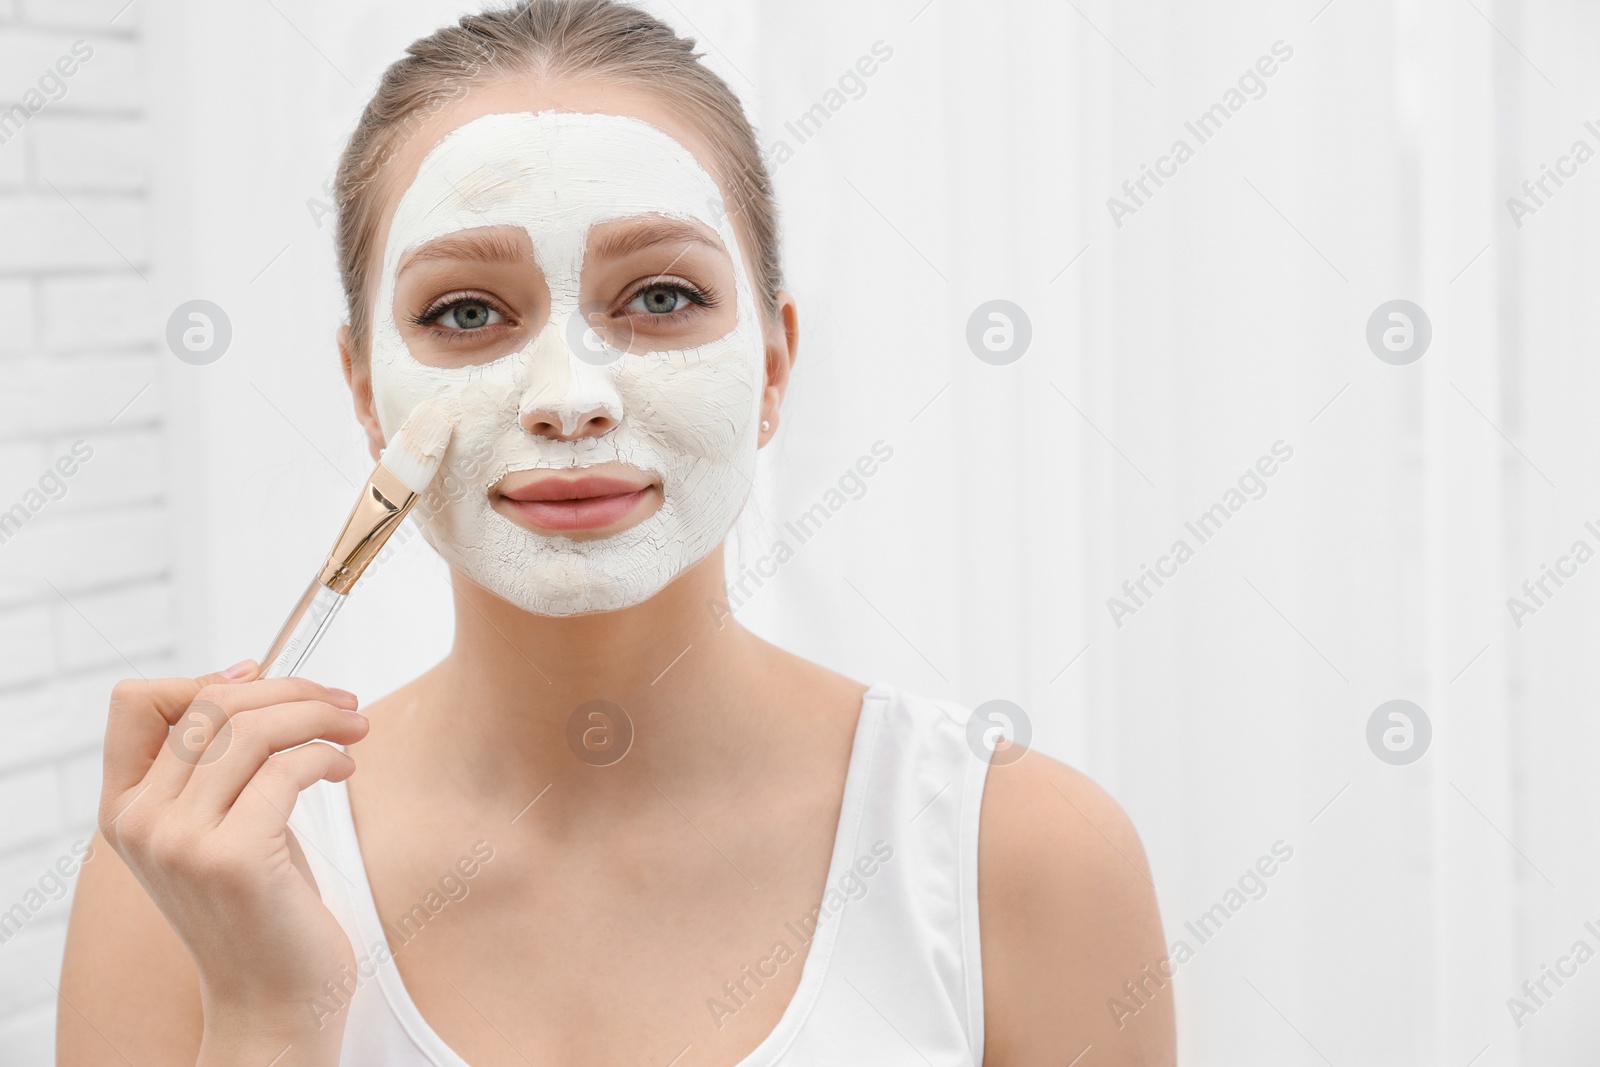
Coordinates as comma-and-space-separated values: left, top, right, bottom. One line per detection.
758, 291, 799, 448
338, 324, 386, 464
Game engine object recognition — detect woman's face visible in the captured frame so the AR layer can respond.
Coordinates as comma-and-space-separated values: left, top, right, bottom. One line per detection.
355, 83, 781, 617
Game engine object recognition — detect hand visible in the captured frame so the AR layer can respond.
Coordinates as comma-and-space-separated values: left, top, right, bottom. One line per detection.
97, 659, 370, 1047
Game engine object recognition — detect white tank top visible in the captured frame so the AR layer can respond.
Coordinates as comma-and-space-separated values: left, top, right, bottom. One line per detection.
289, 681, 991, 1065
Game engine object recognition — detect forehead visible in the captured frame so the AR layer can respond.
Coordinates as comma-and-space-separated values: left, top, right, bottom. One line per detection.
383, 110, 728, 265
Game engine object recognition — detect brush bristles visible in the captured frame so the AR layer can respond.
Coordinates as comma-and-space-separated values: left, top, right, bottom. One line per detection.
381, 399, 454, 494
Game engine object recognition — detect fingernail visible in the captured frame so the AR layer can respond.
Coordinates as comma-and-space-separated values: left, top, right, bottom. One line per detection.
329, 688, 360, 709
222, 659, 255, 680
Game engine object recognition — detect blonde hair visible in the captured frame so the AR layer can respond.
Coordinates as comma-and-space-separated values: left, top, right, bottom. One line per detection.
333, 0, 782, 361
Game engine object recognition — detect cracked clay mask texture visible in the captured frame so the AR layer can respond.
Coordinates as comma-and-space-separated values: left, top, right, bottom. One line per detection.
368, 111, 764, 616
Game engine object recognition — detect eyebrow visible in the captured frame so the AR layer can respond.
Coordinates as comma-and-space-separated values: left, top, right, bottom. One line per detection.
398, 229, 531, 276
590, 218, 725, 262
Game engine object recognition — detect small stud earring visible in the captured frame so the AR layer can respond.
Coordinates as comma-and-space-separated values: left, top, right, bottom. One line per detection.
761, 419, 771, 432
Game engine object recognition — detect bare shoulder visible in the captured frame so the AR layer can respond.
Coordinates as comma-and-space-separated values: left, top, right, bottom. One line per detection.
59, 831, 203, 1064
749, 640, 871, 725
977, 747, 1175, 1067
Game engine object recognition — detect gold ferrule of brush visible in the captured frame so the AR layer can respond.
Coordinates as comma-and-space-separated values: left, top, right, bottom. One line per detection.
318, 464, 420, 595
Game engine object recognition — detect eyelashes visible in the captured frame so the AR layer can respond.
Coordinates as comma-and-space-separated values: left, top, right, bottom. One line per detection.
410, 293, 507, 333
408, 292, 511, 342
624, 277, 720, 318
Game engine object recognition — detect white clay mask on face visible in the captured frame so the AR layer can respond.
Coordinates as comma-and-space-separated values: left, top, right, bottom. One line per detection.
368, 110, 765, 616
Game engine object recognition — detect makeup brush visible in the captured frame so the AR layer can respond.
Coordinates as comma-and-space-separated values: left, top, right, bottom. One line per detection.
260, 399, 454, 679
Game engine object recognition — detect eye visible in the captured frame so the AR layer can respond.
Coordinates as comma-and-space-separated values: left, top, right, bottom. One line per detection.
625, 281, 713, 318
440, 300, 500, 330
412, 295, 506, 333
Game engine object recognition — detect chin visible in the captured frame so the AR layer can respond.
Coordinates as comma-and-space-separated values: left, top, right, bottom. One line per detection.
421, 519, 710, 618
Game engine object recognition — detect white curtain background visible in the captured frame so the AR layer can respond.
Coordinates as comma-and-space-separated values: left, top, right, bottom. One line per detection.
0, 0, 1596, 1063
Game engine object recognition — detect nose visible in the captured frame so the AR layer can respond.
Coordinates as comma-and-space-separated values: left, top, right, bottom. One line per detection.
521, 390, 619, 440
518, 314, 625, 441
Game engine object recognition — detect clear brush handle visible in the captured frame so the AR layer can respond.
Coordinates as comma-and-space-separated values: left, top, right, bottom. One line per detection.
261, 580, 346, 679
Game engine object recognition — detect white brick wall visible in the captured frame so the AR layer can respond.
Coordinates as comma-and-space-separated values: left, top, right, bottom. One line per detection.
29, 115, 147, 192
0, 281, 32, 353
19, 0, 140, 29
0, 131, 22, 188
0, 356, 161, 435
0, 6, 164, 1049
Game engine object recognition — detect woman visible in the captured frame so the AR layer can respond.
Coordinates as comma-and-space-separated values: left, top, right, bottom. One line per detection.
59, 2, 1174, 1064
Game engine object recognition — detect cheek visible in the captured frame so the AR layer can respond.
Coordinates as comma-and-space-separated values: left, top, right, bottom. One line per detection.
367, 319, 434, 442
404, 378, 520, 518
616, 339, 763, 461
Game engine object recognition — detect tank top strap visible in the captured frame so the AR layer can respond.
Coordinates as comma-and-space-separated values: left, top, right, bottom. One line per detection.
775, 682, 991, 1065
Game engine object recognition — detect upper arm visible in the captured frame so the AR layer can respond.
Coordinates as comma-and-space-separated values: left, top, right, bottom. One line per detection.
58, 831, 204, 1065
978, 750, 1175, 1067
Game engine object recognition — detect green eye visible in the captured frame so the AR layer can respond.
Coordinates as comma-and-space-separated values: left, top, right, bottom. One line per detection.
635, 285, 687, 315
440, 300, 497, 329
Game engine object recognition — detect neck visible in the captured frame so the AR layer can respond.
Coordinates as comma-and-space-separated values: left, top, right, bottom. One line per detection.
397, 545, 783, 812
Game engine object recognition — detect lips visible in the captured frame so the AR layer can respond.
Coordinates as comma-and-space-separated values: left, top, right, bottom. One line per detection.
498, 472, 655, 532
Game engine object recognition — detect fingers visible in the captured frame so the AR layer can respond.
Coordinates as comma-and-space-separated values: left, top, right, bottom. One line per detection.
141, 678, 359, 804
222, 742, 356, 842
101, 667, 251, 800
179, 699, 369, 823
101, 671, 356, 838
198, 659, 260, 686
